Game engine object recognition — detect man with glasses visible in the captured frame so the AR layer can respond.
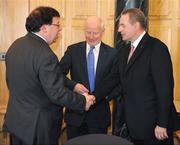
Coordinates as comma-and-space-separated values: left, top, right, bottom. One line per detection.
4, 6, 95, 145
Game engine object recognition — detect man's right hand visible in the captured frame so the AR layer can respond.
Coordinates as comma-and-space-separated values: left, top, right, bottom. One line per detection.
74, 83, 89, 94
83, 92, 96, 111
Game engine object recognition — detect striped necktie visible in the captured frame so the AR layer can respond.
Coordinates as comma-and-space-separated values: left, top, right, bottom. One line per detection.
127, 44, 135, 63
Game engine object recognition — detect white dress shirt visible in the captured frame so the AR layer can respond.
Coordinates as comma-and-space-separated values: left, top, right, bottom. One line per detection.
86, 42, 101, 75
131, 31, 146, 51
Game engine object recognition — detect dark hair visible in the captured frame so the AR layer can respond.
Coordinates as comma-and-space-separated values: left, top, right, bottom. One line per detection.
121, 8, 147, 30
25, 6, 60, 32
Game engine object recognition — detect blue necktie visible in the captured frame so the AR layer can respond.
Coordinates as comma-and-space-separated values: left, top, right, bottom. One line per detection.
87, 46, 95, 92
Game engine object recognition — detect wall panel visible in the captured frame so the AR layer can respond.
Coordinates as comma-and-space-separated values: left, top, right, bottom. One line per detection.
0, 1, 29, 144
149, 0, 170, 17
72, 0, 97, 17
0, 0, 29, 110
149, 22, 171, 50
149, 0, 180, 111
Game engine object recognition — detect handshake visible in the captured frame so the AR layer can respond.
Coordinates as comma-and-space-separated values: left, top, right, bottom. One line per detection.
74, 83, 96, 111
83, 92, 96, 111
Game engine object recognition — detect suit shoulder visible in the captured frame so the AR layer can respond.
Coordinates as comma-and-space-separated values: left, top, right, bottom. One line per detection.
64, 42, 85, 55
68, 41, 85, 49
147, 35, 171, 58
101, 42, 114, 49
148, 36, 167, 48
101, 42, 117, 53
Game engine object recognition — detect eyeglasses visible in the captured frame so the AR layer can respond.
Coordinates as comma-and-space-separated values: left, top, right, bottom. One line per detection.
51, 24, 60, 28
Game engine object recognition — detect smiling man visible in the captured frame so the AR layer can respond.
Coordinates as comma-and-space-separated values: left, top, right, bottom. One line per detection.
59, 16, 117, 140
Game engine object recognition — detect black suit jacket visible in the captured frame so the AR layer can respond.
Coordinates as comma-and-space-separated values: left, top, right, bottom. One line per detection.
96, 33, 180, 140
4, 33, 86, 145
59, 41, 117, 128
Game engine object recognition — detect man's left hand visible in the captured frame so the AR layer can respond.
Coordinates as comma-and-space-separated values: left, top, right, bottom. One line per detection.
154, 125, 168, 140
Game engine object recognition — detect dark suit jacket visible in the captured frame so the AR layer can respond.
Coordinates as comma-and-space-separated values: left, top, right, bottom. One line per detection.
96, 33, 180, 140
59, 41, 117, 128
4, 33, 86, 145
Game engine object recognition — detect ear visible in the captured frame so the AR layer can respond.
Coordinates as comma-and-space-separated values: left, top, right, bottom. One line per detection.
134, 22, 141, 30
39, 24, 47, 33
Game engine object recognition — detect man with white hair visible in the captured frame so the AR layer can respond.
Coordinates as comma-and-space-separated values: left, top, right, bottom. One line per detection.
60, 16, 117, 139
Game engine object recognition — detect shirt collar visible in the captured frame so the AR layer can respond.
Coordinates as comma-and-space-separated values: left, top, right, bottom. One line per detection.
132, 31, 146, 49
86, 42, 101, 52
32, 32, 47, 43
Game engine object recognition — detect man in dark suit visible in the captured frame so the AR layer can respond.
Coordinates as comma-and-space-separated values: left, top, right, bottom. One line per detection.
59, 16, 117, 139
4, 6, 95, 145
95, 8, 180, 145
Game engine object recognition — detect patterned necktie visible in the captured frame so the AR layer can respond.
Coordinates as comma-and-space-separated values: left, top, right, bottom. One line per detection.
127, 44, 135, 63
87, 46, 95, 92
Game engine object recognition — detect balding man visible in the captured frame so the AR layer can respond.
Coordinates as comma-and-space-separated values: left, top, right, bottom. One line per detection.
59, 16, 117, 139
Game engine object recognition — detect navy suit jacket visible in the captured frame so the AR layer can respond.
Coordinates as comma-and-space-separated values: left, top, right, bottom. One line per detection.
95, 33, 180, 139
59, 41, 117, 127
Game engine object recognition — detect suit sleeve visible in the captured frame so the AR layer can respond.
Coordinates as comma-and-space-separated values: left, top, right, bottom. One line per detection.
59, 46, 77, 90
151, 41, 174, 128
94, 52, 121, 102
106, 84, 122, 101
39, 50, 86, 113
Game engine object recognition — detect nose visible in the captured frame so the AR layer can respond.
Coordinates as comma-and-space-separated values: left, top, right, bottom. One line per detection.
118, 26, 121, 32
58, 26, 62, 32
89, 32, 94, 39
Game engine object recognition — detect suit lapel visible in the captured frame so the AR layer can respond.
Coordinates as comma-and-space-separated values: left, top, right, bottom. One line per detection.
122, 42, 131, 68
125, 33, 149, 73
95, 43, 107, 86
79, 42, 89, 85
